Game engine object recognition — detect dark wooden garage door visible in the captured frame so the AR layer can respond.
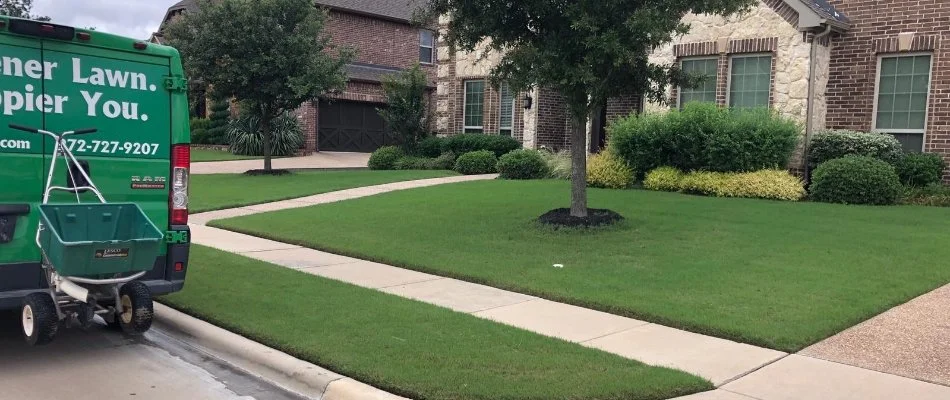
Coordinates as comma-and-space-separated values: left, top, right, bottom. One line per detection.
318, 100, 394, 152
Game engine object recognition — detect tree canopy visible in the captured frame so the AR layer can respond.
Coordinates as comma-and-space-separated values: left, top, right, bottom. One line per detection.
421, 0, 754, 217
0, 0, 50, 21
168, 0, 353, 171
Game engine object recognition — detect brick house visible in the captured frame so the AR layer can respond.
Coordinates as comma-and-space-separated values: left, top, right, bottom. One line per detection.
438, 0, 950, 179
153, 0, 436, 153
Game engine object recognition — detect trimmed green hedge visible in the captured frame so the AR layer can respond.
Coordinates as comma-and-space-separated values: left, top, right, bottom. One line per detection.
610, 103, 800, 177
442, 134, 521, 158
369, 146, 405, 170
643, 167, 805, 201
455, 150, 498, 175
497, 150, 549, 180
895, 153, 946, 187
810, 156, 902, 205
808, 130, 903, 168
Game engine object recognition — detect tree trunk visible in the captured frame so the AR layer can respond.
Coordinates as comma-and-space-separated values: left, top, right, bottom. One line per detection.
261, 114, 273, 172
570, 113, 588, 218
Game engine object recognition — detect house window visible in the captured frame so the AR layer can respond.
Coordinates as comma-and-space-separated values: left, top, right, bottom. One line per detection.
679, 58, 718, 108
464, 80, 485, 133
874, 54, 932, 152
420, 30, 435, 64
728, 55, 772, 109
499, 82, 515, 136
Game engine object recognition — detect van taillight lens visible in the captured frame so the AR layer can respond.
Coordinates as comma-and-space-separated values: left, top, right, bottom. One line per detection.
171, 145, 190, 225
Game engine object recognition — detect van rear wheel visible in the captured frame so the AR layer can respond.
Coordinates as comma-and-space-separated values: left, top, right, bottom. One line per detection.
22, 293, 59, 346
117, 281, 153, 335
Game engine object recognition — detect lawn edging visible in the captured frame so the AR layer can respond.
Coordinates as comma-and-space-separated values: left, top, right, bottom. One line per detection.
153, 303, 408, 400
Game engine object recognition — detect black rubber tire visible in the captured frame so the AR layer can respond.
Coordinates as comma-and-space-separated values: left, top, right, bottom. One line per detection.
117, 281, 153, 335
22, 293, 59, 346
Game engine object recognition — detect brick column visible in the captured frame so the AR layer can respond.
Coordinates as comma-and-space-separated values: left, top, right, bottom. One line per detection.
295, 101, 318, 155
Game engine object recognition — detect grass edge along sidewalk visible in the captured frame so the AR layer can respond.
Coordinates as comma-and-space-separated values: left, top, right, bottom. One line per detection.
191, 170, 458, 213
162, 246, 710, 400
211, 179, 950, 352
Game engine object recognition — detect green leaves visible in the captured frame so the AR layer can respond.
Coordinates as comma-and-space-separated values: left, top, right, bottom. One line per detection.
167, 0, 352, 118
378, 65, 430, 152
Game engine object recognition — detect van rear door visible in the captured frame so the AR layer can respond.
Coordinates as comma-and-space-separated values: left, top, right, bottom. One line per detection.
0, 34, 46, 290
40, 42, 172, 275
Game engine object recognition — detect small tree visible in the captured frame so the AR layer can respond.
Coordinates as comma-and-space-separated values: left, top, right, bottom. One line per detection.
206, 98, 231, 145
0, 0, 50, 21
378, 64, 430, 153
168, 0, 352, 172
422, 0, 753, 218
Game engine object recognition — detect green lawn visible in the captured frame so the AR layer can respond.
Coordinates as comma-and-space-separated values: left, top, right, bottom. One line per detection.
162, 246, 709, 400
191, 148, 263, 162
214, 180, 950, 352
191, 170, 458, 213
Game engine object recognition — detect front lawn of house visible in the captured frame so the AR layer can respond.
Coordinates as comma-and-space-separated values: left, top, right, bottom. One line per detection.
213, 180, 950, 352
162, 246, 709, 400
191, 170, 457, 213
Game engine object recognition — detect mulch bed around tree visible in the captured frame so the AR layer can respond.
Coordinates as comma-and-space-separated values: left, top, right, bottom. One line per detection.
243, 169, 293, 176
537, 208, 624, 228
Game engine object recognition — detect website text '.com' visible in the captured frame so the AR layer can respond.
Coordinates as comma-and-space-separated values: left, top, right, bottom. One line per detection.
0, 139, 30, 150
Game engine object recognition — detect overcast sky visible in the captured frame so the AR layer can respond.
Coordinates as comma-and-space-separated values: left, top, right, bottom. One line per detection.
33, 0, 177, 40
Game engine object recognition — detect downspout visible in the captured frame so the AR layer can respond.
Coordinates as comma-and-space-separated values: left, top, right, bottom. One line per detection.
803, 24, 833, 183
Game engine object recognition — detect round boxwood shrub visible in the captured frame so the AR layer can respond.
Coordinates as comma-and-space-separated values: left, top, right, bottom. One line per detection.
497, 149, 548, 179
368, 146, 404, 170
808, 130, 903, 168
427, 151, 457, 170
895, 153, 946, 187
442, 134, 521, 158
454, 150, 498, 175
810, 156, 902, 205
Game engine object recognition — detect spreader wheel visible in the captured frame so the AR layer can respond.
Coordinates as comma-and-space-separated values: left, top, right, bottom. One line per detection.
22, 293, 59, 346
117, 281, 153, 335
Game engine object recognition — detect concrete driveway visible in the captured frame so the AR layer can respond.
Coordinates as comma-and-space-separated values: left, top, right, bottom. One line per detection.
0, 312, 305, 400
193, 152, 369, 174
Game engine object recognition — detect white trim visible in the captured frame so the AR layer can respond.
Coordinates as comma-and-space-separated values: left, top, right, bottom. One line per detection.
419, 30, 435, 65
677, 56, 719, 109
870, 52, 933, 152
726, 53, 773, 108
499, 82, 515, 134
463, 80, 485, 132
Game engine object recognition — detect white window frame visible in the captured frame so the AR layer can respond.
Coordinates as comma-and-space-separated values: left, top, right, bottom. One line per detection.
871, 52, 934, 152
463, 80, 485, 133
677, 56, 719, 109
725, 53, 773, 109
499, 82, 515, 136
419, 30, 435, 65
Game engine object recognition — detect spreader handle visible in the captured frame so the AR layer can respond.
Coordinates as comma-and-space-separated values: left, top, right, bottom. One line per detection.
8, 124, 39, 133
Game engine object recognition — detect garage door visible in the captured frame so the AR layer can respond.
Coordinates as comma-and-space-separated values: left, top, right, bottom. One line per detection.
318, 100, 394, 152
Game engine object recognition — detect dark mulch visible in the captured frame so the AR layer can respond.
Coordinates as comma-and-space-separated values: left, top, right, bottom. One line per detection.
537, 208, 624, 228
243, 169, 293, 176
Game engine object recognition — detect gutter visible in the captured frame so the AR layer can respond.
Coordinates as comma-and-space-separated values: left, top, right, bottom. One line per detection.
803, 24, 834, 182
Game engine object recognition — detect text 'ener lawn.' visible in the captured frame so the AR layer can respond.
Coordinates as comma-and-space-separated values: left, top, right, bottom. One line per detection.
191, 170, 457, 213
162, 246, 709, 400
213, 180, 950, 352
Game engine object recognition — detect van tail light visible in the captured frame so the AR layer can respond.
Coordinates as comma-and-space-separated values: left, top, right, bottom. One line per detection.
170, 145, 190, 225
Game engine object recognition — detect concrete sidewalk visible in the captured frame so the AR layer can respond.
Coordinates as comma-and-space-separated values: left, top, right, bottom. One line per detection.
191, 178, 950, 399
192, 152, 369, 174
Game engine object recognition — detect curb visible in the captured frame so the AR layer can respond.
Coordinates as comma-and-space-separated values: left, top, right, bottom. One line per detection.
153, 303, 409, 400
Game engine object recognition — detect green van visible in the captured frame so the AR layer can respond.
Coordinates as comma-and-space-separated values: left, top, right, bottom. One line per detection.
0, 18, 191, 342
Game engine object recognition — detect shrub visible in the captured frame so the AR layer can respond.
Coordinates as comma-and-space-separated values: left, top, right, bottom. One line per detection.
228, 112, 304, 156
721, 170, 806, 201
418, 136, 445, 158
679, 171, 730, 197
902, 184, 950, 207
378, 65, 429, 153
611, 103, 800, 177
427, 151, 457, 170
368, 146, 405, 170
810, 156, 902, 205
442, 134, 521, 158
808, 130, 903, 168
497, 149, 549, 180
643, 167, 685, 192
190, 118, 211, 144
587, 152, 633, 189
454, 150, 498, 175
895, 153, 946, 187
393, 156, 430, 170
540, 150, 571, 179
204, 99, 231, 145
